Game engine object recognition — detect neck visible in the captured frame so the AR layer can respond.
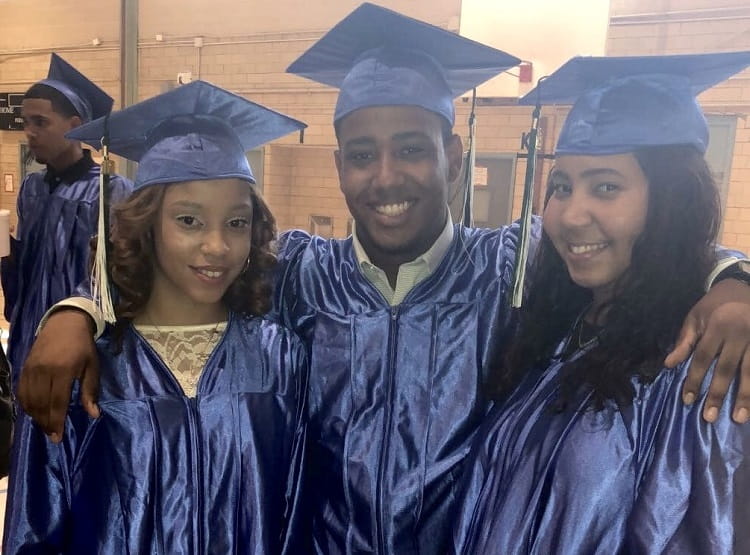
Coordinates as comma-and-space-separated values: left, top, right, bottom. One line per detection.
48, 144, 84, 173
136, 296, 228, 327
359, 210, 448, 288
585, 296, 611, 325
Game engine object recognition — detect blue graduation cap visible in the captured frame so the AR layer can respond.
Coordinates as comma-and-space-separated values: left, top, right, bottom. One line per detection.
520, 51, 750, 155
37, 53, 114, 123
287, 2, 521, 125
67, 80, 306, 190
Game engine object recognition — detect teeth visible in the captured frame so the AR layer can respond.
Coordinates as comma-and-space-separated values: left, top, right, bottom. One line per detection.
197, 269, 223, 279
570, 243, 607, 255
375, 201, 412, 217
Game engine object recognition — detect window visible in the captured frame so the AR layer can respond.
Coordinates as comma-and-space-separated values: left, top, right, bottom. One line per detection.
450, 153, 517, 228
310, 214, 333, 238
705, 114, 738, 230
20, 144, 45, 180
247, 148, 264, 194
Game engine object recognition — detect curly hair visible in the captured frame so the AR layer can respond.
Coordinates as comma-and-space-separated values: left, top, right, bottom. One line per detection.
105, 181, 278, 338
488, 145, 721, 410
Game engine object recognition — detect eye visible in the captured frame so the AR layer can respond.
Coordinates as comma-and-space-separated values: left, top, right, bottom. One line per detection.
549, 181, 572, 197
399, 145, 424, 157
346, 150, 375, 163
227, 217, 250, 230
594, 182, 621, 195
175, 215, 202, 228
22, 117, 44, 129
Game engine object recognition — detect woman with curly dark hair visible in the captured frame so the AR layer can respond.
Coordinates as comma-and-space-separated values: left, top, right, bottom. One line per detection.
108, 173, 278, 351
453, 52, 750, 554
5, 82, 310, 554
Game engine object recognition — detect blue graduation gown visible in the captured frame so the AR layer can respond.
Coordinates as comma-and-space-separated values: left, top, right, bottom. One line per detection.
0, 164, 132, 382
273, 223, 529, 554
3, 314, 308, 554
451, 335, 750, 554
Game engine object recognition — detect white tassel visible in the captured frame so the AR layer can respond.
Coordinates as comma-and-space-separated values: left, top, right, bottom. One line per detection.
91, 146, 117, 324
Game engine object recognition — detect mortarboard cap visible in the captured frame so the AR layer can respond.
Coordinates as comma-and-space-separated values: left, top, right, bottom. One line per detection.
37, 53, 114, 123
67, 80, 306, 190
520, 51, 750, 155
287, 2, 520, 125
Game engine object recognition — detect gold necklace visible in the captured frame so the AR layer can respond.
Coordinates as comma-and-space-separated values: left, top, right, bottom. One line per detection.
576, 316, 599, 349
196, 321, 223, 365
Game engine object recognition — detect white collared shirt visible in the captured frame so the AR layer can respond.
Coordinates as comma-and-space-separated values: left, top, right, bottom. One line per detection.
351, 214, 454, 305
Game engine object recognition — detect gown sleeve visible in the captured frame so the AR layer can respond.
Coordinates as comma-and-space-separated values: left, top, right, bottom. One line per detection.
625, 360, 750, 553
280, 330, 311, 554
3, 406, 94, 553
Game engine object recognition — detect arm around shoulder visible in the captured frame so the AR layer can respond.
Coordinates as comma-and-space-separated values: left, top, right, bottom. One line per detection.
18, 305, 102, 441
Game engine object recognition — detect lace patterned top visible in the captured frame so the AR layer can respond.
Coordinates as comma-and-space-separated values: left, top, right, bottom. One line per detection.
134, 322, 227, 397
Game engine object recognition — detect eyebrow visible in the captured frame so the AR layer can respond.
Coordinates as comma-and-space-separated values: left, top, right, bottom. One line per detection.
166, 201, 252, 211
551, 167, 625, 180
167, 201, 203, 210
342, 131, 431, 149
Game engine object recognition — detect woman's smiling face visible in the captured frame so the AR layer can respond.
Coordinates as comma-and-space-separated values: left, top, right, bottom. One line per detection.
543, 153, 649, 306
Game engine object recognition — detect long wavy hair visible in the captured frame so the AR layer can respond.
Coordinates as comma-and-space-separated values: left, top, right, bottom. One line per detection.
488, 145, 721, 409
105, 181, 277, 339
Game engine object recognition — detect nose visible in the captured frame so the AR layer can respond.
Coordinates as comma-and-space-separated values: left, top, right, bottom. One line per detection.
372, 152, 404, 189
201, 228, 230, 258
558, 189, 593, 229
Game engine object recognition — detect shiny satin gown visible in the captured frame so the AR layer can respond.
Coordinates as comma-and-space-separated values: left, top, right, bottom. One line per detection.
4, 314, 308, 554
273, 222, 532, 554
451, 334, 750, 554
0, 163, 132, 384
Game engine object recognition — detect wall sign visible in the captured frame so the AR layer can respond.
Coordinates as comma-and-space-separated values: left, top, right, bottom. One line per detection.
0, 93, 24, 131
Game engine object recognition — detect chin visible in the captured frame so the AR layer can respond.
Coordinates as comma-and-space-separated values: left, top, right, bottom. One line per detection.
567, 273, 601, 291
375, 236, 421, 255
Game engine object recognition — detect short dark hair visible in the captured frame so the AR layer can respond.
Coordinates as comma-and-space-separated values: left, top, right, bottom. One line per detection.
24, 83, 80, 119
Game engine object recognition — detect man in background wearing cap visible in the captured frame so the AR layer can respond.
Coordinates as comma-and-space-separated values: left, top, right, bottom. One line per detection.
17, 5, 750, 554
1, 54, 132, 384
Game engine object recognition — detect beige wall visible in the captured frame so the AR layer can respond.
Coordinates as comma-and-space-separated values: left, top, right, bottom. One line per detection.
1, 0, 750, 250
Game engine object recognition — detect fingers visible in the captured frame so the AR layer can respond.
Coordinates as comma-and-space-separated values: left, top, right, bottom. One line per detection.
732, 353, 750, 424
700, 341, 741, 423
45, 376, 75, 443
681, 330, 718, 407
18, 363, 55, 434
667, 319, 699, 370
80, 356, 101, 420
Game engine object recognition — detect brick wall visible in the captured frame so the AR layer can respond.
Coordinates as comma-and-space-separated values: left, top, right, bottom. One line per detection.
2, 0, 750, 255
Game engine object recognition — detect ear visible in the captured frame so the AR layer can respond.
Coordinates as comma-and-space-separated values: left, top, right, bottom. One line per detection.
70, 115, 83, 128
445, 134, 464, 183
